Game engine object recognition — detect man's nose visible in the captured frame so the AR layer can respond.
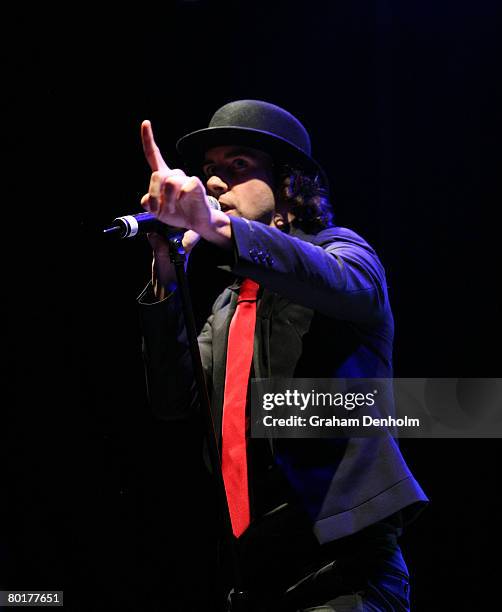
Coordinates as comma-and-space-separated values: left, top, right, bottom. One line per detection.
206, 174, 229, 197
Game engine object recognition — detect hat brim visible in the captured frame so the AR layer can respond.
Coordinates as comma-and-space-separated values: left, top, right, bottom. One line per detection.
176, 126, 328, 187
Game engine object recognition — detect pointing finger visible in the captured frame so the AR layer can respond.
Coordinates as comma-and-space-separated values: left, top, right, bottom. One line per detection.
141, 120, 170, 172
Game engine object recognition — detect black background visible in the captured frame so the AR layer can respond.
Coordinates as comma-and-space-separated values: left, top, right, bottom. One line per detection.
4, 1, 501, 609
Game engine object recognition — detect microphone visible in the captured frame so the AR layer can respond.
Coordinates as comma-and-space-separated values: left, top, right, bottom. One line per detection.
103, 196, 221, 238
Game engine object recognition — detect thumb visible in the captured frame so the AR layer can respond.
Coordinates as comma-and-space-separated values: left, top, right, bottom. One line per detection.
182, 229, 201, 253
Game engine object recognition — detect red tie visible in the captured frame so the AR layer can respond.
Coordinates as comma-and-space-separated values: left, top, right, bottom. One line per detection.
221, 278, 260, 538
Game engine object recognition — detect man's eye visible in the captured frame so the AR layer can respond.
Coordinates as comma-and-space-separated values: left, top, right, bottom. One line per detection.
205, 165, 216, 177
232, 158, 248, 170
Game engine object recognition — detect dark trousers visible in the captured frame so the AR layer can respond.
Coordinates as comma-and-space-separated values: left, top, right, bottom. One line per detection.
226, 547, 410, 611
220, 510, 410, 611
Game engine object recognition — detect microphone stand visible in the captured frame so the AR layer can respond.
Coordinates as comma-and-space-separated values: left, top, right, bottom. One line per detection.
167, 234, 249, 612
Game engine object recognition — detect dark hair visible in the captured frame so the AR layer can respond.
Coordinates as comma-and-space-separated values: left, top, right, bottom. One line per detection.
275, 164, 334, 233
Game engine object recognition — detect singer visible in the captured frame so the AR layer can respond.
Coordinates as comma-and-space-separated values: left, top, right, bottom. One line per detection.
137, 100, 428, 611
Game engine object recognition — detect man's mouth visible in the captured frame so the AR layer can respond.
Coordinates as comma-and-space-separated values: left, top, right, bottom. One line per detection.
219, 201, 235, 213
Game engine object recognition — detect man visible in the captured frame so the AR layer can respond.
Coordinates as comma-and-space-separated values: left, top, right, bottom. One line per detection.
138, 100, 428, 611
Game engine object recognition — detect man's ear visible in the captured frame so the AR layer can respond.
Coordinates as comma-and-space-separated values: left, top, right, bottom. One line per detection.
273, 180, 294, 229
272, 211, 286, 229
272, 206, 295, 230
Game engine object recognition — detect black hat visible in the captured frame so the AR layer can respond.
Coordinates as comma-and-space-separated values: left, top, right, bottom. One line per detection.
176, 99, 328, 187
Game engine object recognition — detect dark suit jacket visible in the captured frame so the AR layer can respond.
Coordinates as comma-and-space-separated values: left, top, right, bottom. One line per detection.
138, 217, 428, 545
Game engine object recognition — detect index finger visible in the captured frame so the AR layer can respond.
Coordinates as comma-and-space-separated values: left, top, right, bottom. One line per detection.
141, 120, 170, 172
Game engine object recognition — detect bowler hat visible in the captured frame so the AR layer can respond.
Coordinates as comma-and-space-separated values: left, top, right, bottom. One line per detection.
176, 99, 328, 187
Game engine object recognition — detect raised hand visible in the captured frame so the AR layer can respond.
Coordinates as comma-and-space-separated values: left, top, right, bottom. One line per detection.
139, 120, 231, 299
140, 119, 208, 297
140, 120, 211, 235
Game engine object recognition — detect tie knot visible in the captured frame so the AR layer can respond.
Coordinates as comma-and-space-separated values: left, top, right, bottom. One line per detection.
238, 278, 260, 302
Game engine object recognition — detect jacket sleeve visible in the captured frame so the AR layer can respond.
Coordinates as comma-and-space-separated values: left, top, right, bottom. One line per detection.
230, 217, 390, 325
137, 282, 217, 421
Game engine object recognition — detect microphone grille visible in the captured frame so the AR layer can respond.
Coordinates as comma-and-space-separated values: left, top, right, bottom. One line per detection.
207, 196, 221, 211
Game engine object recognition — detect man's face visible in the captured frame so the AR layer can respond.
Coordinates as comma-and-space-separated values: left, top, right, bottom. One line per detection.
202, 145, 277, 225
